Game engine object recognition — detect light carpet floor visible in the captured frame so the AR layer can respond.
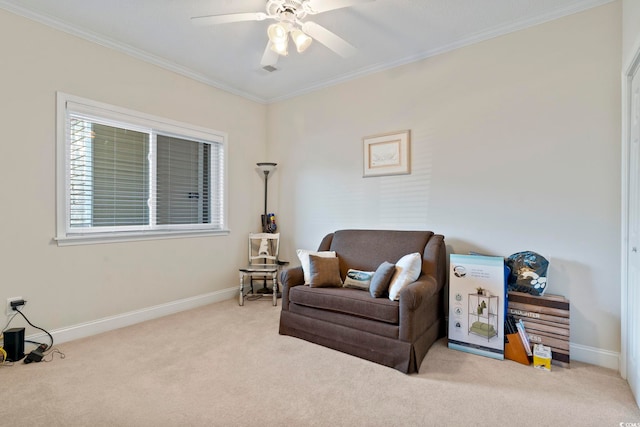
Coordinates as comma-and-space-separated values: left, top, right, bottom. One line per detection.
1, 297, 639, 426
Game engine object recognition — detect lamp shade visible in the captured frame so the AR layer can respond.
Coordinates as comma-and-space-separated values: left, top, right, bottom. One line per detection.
267, 23, 288, 44
291, 28, 312, 53
270, 40, 289, 56
257, 162, 277, 175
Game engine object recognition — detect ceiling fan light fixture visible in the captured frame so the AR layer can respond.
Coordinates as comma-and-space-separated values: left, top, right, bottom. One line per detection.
291, 28, 312, 53
267, 23, 288, 44
270, 40, 289, 56
191, 0, 372, 65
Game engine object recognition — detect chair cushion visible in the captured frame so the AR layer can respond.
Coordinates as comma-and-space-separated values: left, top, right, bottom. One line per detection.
288, 286, 399, 324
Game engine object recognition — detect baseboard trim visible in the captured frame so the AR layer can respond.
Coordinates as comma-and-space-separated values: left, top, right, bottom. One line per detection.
570, 342, 620, 371
27, 287, 237, 346
23, 293, 621, 372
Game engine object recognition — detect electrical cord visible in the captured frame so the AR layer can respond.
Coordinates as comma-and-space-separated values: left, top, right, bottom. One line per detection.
14, 308, 53, 351
1, 312, 18, 333
0, 307, 64, 365
0, 344, 15, 367
25, 339, 47, 348
43, 348, 65, 362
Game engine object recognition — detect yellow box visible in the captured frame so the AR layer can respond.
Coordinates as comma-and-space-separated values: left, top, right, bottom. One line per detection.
533, 344, 551, 371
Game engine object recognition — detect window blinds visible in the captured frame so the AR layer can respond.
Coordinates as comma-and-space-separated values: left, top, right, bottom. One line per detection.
156, 135, 209, 225
67, 114, 223, 231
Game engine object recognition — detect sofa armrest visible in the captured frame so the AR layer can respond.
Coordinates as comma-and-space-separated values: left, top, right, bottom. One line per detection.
398, 275, 440, 342
280, 266, 304, 311
281, 266, 304, 287
422, 234, 446, 293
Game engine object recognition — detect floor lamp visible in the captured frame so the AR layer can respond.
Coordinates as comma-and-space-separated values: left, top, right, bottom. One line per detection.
257, 162, 277, 233
256, 162, 277, 294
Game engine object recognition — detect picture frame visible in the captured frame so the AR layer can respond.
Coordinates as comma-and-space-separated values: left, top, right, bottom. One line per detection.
363, 130, 411, 177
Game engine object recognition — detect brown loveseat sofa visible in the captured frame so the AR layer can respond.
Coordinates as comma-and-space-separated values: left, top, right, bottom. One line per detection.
278, 229, 447, 374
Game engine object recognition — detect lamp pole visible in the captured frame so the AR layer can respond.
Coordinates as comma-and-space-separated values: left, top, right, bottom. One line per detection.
262, 169, 269, 232
257, 162, 277, 233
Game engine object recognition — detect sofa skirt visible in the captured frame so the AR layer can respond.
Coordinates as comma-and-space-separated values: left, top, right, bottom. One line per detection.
279, 310, 441, 374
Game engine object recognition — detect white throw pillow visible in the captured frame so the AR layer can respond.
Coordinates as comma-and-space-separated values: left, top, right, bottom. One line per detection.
388, 253, 422, 301
296, 249, 337, 284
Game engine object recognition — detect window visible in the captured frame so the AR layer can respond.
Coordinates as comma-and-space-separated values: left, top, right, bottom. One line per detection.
56, 93, 228, 245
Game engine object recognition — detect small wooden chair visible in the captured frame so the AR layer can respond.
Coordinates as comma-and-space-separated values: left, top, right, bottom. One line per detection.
238, 233, 280, 306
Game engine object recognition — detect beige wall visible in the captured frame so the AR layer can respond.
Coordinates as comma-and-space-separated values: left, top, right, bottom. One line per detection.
623, 0, 640, 67
0, 10, 266, 330
0, 3, 625, 365
268, 3, 622, 356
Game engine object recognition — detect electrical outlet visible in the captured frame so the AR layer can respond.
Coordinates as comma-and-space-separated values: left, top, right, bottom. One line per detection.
6, 297, 23, 316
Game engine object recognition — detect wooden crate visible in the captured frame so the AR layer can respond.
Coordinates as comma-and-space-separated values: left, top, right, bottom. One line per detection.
507, 291, 570, 368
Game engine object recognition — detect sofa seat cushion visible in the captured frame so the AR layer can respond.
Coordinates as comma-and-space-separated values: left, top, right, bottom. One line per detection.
288, 304, 399, 339
288, 286, 399, 324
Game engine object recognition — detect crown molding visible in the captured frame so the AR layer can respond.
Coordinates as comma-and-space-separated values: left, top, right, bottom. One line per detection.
268, 0, 617, 103
0, 1, 268, 104
0, 0, 615, 104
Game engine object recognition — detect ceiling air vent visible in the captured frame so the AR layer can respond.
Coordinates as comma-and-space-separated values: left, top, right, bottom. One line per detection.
262, 65, 278, 72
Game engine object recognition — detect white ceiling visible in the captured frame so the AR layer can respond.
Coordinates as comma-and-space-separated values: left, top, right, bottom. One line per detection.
0, 0, 612, 103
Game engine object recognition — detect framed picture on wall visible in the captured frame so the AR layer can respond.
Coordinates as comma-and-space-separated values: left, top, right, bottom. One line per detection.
362, 130, 411, 177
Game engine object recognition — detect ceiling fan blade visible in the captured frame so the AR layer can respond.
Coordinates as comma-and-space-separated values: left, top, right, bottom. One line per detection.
191, 12, 268, 26
301, 21, 356, 58
306, 0, 375, 14
261, 42, 279, 68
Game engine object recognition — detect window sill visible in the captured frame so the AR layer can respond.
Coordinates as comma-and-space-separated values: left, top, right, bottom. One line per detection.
54, 229, 230, 246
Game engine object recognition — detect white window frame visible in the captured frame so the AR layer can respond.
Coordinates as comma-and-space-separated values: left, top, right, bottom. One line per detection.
55, 92, 229, 246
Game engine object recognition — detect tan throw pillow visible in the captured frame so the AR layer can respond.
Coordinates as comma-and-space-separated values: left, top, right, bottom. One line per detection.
296, 249, 337, 284
308, 255, 343, 288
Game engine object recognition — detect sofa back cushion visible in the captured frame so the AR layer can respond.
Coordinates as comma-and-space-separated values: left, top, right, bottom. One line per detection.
320, 230, 434, 279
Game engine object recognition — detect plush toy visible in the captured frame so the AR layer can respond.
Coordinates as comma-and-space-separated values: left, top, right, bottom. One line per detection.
506, 251, 549, 296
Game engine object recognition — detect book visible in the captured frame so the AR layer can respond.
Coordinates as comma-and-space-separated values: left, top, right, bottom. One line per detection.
516, 319, 533, 356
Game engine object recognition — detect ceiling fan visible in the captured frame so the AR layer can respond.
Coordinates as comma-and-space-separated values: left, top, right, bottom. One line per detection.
191, 0, 375, 69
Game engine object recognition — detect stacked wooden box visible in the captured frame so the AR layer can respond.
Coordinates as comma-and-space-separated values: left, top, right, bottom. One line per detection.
507, 291, 570, 367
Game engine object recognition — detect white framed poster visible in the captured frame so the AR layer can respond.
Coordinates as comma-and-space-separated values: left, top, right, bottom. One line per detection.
448, 254, 506, 360
362, 130, 410, 177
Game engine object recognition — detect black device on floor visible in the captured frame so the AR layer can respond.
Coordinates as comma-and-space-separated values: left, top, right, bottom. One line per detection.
3, 327, 25, 362
24, 344, 46, 364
